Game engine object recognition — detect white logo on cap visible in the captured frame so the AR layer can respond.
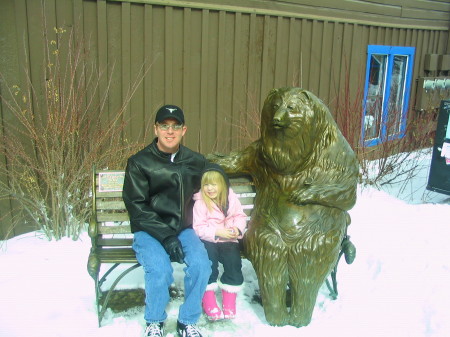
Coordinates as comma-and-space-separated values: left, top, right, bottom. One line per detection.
167, 108, 177, 113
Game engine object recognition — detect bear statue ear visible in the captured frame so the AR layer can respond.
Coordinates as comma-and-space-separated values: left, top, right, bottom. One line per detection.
267, 88, 279, 98
263, 88, 279, 107
301, 89, 312, 101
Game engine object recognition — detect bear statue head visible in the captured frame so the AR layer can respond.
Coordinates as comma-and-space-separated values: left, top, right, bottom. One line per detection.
259, 87, 338, 174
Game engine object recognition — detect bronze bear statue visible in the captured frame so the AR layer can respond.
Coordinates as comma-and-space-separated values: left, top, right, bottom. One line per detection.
209, 87, 359, 327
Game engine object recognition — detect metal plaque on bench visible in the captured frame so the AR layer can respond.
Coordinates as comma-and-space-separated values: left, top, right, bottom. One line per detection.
98, 172, 125, 192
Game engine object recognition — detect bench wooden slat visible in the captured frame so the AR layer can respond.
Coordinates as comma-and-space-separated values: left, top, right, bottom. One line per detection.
97, 224, 132, 234
240, 198, 255, 206
96, 191, 123, 198
97, 238, 134, 247
236, 192, 256, 197
93, 248, 137, 263
228, 176, 253, 184
232, 185, 255, 192
97, 213, 130, 222
96, 200, 127, 210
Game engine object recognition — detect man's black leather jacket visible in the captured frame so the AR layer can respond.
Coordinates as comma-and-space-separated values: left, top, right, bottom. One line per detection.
122, 138, 207, 243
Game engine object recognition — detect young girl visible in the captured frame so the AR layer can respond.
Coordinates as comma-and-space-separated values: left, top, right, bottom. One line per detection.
193, 163, 247, 320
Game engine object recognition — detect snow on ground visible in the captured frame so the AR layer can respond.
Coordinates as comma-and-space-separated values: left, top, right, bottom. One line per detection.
0, 152, 449, 337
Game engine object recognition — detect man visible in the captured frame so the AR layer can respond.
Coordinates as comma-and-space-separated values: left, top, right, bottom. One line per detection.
123, 104, 211, 337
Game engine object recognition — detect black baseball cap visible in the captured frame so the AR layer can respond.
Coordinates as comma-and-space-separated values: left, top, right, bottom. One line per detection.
155, 105, 185, 124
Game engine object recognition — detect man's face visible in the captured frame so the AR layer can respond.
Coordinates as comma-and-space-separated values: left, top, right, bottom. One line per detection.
154, 118, 187, 153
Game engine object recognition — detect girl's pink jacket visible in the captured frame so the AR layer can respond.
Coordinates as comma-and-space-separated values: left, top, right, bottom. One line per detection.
192, 188, 247, 243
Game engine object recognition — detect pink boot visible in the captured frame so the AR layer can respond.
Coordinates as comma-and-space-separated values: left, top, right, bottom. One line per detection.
202, 284, 222, 320
221, 290, 237, 319
219, 281, 243, 319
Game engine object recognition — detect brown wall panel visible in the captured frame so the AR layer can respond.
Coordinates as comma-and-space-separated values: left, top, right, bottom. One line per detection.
108, 2, 125, 130
287, 17, 300, 87
0, 0, 21, 238
121, 1, 132, 139
318, 21, 332, 100
109, 0, 450, 29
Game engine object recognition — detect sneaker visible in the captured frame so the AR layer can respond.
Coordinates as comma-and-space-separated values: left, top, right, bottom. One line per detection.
144, 322, 164, 337
176, 321, 203, 337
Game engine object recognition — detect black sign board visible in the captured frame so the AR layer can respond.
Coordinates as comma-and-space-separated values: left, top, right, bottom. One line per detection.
427, 100, 450, 195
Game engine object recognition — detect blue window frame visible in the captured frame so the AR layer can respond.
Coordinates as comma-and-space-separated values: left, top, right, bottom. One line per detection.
362, 45, 415, 146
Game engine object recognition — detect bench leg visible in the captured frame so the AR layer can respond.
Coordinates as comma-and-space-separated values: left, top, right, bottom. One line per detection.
325, 264, 339, 300
97, 263, 141, 327
94, 263, 121, 326
325, 235, 356, 300
98, 263, 121, 288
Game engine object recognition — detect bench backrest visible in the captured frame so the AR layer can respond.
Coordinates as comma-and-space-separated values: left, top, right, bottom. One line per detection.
89, 167, 256, 249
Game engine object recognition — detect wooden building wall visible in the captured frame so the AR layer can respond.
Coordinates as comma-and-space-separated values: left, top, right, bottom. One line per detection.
0, 0, 449, 238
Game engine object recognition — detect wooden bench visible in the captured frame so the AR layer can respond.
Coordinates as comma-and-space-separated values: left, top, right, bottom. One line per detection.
87, 166, 353, 326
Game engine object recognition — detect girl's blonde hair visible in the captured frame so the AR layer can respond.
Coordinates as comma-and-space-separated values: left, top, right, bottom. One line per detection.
201, 170, 228, 213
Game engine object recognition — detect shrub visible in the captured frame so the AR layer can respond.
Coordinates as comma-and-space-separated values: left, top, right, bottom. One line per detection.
0, 22, 147, 240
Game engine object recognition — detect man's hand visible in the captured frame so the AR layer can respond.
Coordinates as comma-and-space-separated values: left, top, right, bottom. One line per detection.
162, 236, 185, 263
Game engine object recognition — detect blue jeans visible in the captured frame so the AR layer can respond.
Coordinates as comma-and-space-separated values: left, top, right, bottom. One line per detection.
133, 229, 211, 325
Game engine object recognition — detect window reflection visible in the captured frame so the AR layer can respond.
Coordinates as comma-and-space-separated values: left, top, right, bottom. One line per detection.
387, 55, 408, 137
365, 54, 387, 140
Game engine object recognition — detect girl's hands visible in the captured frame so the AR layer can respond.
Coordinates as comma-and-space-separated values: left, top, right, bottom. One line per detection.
215, 227, 239, 240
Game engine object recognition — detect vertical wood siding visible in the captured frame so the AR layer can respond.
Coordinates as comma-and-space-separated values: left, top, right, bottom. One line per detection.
0, 0, 449, 238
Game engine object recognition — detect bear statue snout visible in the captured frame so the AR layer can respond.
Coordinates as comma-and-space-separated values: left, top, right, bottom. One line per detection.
272, 108, 288, 128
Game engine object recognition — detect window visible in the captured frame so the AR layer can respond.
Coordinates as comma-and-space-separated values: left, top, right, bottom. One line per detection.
362, 45, 415, 146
